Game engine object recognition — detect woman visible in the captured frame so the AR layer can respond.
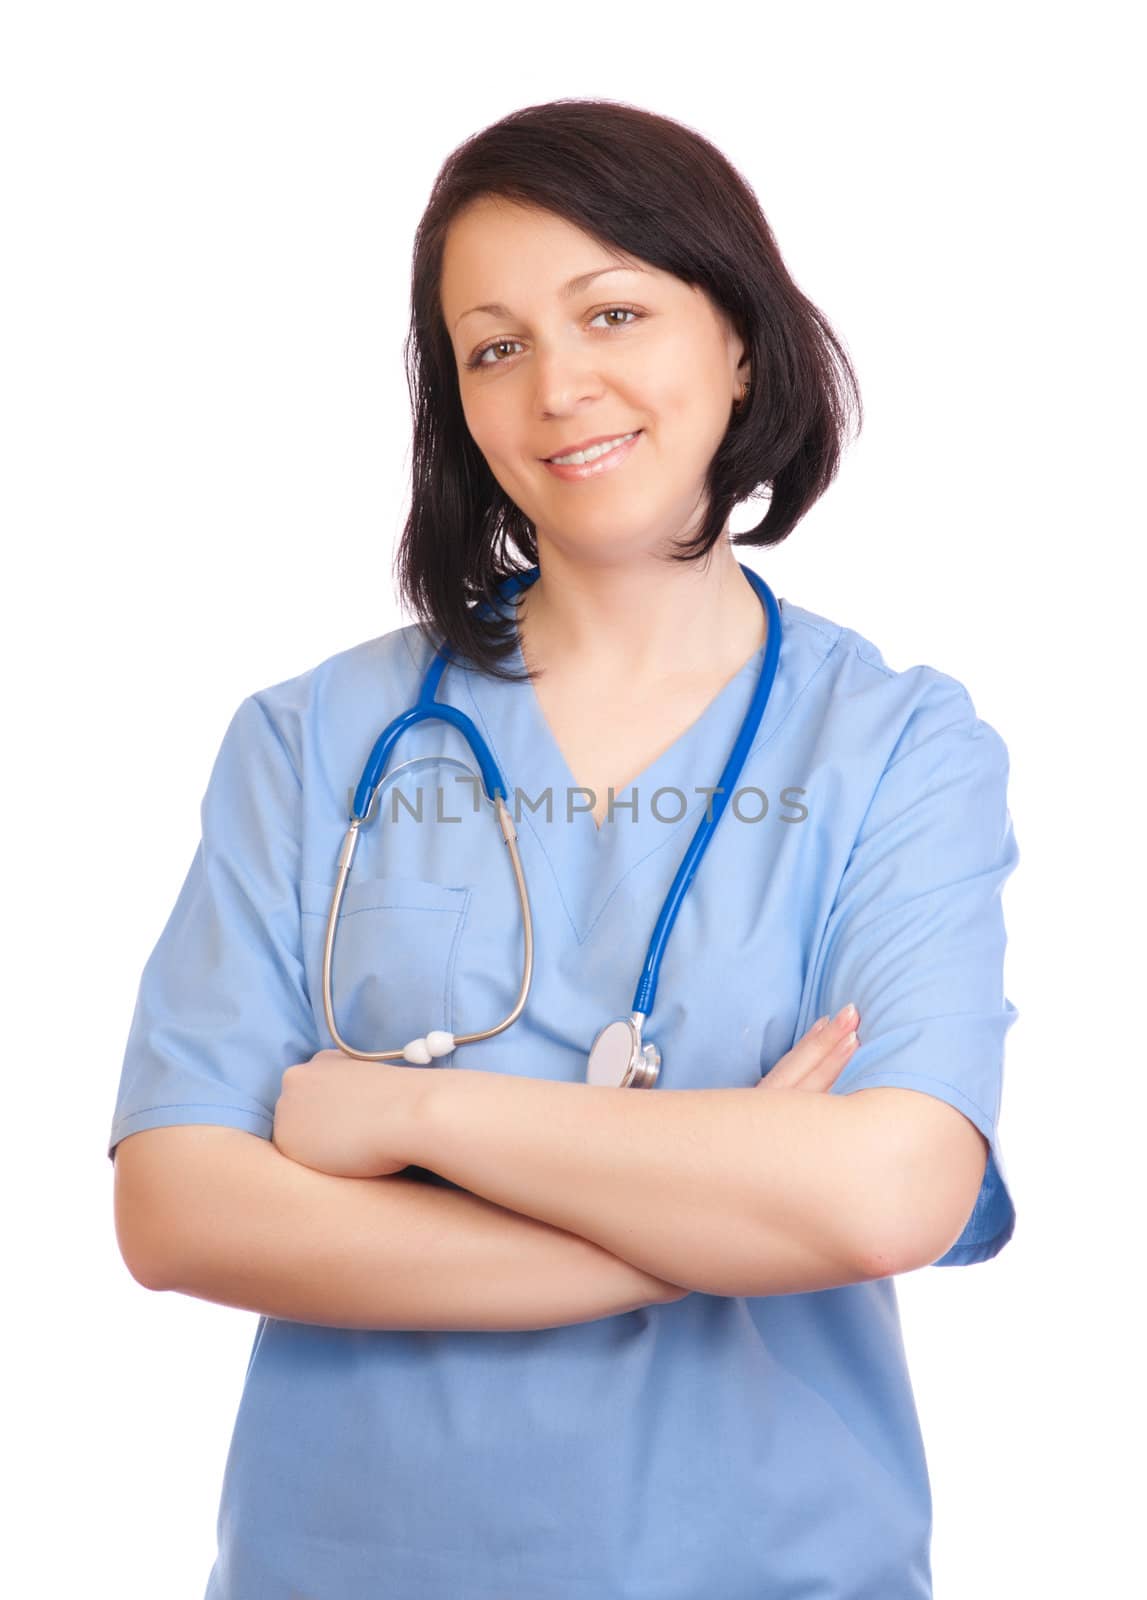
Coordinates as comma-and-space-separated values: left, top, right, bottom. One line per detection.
109, 100, 1020, 1599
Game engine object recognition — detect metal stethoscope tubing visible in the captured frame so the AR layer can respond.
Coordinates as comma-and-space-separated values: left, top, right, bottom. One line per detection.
321, 756, 536, 1063
321, 571, 541, 1066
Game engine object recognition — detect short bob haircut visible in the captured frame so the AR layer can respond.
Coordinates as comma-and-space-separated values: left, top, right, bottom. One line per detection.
397, 96, 862, 681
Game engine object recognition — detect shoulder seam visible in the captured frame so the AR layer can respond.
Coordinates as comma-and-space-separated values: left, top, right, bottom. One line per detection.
778, 601, 840, 650
851, 639, 897, 681
881, 688, 978, 778
248, 691, 303, 791
848, 639, 979, 720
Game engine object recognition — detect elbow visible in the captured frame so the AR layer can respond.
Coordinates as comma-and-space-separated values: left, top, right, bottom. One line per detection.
122, 1255, 170, 1293
113, 1148, 181, 1292
114, 1211, 173, 1292
854, 1234, 914, 1281
840, 1088, 990, 1277
855, 1181, 987, 1281
857, 1229, 956, 1279
114, 1211, 172, 1291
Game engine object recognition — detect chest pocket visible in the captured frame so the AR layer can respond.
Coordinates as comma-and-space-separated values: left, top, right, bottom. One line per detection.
299, 876, 472, 1058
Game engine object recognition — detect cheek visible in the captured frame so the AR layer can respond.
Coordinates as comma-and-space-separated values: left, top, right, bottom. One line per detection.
463, 388, 518, 460
652, 377, 728, 472
468, 416, 538, 504
645, 337, 724, 429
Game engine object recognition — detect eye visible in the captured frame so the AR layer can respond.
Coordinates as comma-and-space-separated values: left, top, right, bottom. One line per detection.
464, 305, 645, 370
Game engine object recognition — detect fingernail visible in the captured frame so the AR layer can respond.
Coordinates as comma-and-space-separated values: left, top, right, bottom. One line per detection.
835, 1003, 857, 1026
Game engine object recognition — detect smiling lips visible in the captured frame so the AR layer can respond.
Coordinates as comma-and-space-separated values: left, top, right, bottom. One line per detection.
542, 429, 644, 481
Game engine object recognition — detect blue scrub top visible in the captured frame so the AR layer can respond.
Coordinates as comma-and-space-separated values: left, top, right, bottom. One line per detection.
108, 591, 1020, 1599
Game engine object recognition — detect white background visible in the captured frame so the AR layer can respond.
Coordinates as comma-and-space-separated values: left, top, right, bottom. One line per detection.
5, 3, 1141, 1595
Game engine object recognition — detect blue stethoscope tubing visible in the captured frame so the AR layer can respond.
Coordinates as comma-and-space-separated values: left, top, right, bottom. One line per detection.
322, 561, 782, 1087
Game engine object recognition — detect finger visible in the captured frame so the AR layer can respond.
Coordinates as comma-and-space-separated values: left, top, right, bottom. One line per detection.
794, 1005, 859, 1067
799, 1024, 860, 1092
760, 1005, 860, 1089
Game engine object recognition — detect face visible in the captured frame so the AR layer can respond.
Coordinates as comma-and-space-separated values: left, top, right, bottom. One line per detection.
439, 197, 749, 564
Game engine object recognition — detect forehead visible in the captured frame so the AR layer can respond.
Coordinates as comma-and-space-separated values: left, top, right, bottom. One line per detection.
439, 199, 662, 318
445, 196, 635, 265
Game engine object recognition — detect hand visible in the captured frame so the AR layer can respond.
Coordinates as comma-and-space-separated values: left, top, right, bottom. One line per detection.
757, 1006, 861, 1093
272, 1049, 434, 1178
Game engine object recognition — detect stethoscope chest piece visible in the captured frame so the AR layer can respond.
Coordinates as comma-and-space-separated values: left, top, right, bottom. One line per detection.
587, 1014, 661, 1089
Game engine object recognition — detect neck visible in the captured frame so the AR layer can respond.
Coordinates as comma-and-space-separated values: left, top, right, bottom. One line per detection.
516, 541, 767, 689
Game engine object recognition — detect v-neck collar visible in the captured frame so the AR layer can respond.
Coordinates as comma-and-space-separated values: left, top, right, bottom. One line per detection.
454, 592, 793, 943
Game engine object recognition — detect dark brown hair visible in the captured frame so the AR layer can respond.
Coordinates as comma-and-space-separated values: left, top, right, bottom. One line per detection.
396, 97, 862, 680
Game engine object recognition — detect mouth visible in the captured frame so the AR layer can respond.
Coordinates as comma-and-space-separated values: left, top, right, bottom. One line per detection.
542, 429, 644, 482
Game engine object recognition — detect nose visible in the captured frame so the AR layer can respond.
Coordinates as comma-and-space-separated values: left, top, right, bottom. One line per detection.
530, 344, 606, 419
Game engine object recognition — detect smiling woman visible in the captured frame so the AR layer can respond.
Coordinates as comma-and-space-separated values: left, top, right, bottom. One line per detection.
399, 99, 862, 687
108, 96, 1020, 1600
437, 194, 759, 611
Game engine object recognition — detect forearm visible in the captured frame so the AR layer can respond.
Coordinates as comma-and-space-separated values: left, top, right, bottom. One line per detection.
157, 1131, 682, 1332
415, 1074, 888, 1298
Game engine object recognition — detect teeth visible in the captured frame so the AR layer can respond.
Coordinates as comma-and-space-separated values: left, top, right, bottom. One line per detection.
550, 431, 637, 466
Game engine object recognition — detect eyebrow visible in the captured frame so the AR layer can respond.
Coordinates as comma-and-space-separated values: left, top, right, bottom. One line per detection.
453, 265, 647, 333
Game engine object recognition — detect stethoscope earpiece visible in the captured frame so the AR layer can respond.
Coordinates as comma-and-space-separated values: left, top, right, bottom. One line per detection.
400, 1030, 457, 1065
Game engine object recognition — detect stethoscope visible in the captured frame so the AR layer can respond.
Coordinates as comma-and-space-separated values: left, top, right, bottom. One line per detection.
322, 562, 783, 1088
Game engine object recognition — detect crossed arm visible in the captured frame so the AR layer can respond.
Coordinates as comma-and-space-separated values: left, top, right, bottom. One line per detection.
390, 996, 990, 1296
403, 1068, 911, 1299
130, 1026, 985, 1329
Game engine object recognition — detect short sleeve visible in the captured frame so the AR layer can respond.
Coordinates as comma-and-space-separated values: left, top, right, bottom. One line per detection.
106, 693, 319, 1163
809, 682, 1021, 1266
